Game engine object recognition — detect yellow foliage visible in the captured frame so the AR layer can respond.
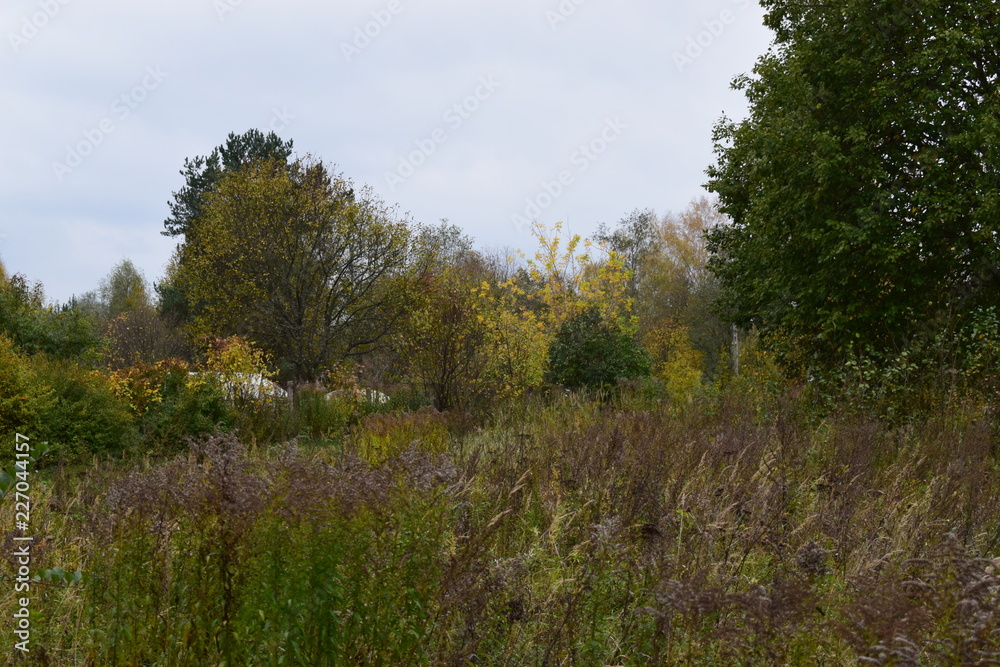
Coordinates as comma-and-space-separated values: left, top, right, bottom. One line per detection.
176, 157, 412, 380
401, 268, 548, 408
506, 221, 634, 334
108, 358, 190, 417
644, 323, 704, 401
202, 335, 273, 377
185, 335, 278, 401
480, 293, 548, 399
351, 407, 449, 466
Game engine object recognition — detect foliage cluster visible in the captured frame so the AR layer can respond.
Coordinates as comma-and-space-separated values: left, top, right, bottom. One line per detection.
707, 0, 1000, 373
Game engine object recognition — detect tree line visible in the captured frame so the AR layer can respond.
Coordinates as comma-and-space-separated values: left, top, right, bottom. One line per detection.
7, 0, 998, 444
0, 128, 729, 432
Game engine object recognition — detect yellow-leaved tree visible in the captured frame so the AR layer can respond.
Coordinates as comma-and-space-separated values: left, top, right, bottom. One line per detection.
176, 156, 415, 381
506, 221, 634, 334
500, 221, 643, 388
399, 241, 547, 411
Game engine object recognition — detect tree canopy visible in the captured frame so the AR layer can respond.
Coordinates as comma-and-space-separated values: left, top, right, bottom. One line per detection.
706, 0, 1000, 367
0, 267, 97, 360
99, 259, 151, 320
163, 129, 294, 239
176, 156, 414, 381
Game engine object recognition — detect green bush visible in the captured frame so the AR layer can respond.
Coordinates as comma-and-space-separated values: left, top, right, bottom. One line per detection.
546, 306, 651, 389
803, 306, 1000, 422
29, 356, 137, 460
0, 335, 34, 448
0, 336, 136, 461
138, 364, 234, 449
0, 273, 98, 361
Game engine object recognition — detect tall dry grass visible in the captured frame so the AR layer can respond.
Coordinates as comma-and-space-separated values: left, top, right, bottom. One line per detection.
0, 384, 998, 664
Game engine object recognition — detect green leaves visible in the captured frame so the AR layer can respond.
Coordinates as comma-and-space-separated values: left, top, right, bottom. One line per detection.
708, 0, 1000, 370
34, 567, 87, 585
546, 306, 651, 389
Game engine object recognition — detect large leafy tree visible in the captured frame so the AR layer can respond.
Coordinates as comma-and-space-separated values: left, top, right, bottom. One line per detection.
595, 208, 660, 301
400, 264, 490, 411
99, 259, 151, 320
707, 0, 1000, 366
176, 157, 414, 381
160, 130, 295, 330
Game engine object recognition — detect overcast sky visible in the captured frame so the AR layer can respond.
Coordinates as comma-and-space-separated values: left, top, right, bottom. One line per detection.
1, 0, 773, 304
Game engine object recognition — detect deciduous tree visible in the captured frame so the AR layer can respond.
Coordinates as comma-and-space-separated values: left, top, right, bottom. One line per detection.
707, 0, 1000, 367
177, 157, 414, 381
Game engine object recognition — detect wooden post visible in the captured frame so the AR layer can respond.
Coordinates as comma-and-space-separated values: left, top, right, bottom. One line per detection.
732, 324, 739, 377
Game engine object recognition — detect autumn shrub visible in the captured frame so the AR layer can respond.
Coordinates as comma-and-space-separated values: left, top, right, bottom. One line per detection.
0, 335, 35, 455
116, 358, 233, 450
400, 266, 549, 414
196, 335, 287, 444
399, 267, 490, 411
30, 356, 137, 460
108, 358, 190, 418
643, 320, 705, 402
0, 336, 136, 461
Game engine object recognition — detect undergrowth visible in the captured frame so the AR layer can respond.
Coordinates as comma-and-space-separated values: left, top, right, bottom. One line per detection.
1, 385, 998, 665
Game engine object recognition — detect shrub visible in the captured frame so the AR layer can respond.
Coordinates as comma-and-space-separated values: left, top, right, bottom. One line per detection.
644, 322, 704, 402
0, 339, 136, 461
546, 306, 650, 389
0, 335, 35, 452
0, 273, 98, 360
109, 358, 232, 450
30, 356, 137, 460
